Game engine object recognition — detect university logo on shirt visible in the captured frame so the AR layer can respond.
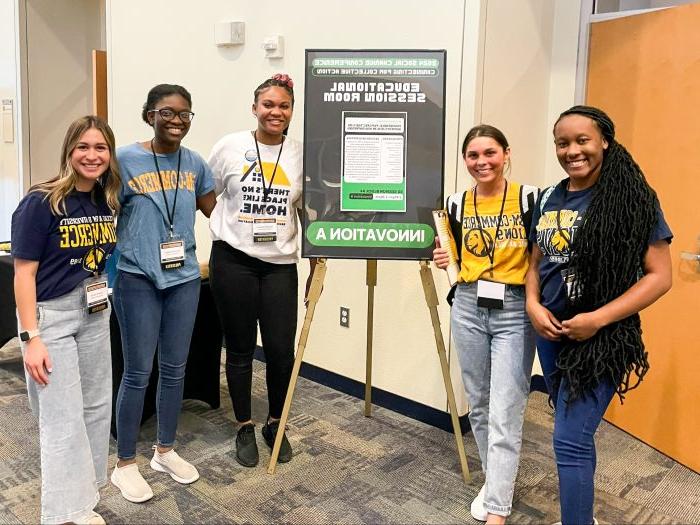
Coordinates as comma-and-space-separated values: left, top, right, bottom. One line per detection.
536, 209, 581, 262
239, 160, 292, 221
464, 229, 493, 258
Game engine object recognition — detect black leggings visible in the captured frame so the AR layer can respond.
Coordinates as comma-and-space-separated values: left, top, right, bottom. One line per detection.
209, 241, 298, 422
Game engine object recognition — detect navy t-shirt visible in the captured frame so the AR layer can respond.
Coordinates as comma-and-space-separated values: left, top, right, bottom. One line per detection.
529, 179, 673, 317
11, 190, 117, 301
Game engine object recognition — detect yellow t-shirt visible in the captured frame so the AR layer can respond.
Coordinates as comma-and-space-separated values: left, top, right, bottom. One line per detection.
458, 181, 530, 285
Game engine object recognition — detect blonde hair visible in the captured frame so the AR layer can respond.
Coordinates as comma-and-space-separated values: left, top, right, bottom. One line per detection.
30, 115, 121, 215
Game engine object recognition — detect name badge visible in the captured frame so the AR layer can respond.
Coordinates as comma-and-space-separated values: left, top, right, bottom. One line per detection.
85, 277, 109, 314
561, 268, 579, 300
160, 239, 185, 270
253, 217, 277, 243
476, 279, 505, 309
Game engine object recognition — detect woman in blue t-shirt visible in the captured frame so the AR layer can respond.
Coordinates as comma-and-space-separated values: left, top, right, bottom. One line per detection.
525, 106, 672, 525
12, 115, 120, 525
110, 84, 216, 504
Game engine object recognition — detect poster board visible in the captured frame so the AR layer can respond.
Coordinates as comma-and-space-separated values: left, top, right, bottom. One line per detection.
302, 49, 446, 260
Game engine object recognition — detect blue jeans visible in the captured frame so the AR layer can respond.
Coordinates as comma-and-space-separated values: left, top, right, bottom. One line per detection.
537, 336, 616, 525
451, 282, 536, 516
19, 282, 112, 524
113, 270, 200, 459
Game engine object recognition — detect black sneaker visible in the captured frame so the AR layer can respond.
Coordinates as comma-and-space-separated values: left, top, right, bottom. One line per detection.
261, 419, 293, 463
235, 424, 259, 467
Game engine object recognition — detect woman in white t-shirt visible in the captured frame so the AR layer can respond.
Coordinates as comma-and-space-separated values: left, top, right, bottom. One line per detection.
208, 74, 310, 468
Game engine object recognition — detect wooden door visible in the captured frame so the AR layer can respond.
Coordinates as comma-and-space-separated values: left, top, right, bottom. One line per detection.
92, 50, 107, 120
586, 3, 700, 472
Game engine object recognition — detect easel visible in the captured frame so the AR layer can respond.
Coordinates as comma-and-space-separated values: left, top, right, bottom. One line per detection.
267, 258, 471, 485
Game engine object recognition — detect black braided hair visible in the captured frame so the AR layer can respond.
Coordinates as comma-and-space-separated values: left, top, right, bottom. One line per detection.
553, 105, 659, 402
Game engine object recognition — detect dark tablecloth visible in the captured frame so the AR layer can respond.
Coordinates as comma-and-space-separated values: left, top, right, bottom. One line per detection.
0, 255, 16, 347
110, 278, 223, 437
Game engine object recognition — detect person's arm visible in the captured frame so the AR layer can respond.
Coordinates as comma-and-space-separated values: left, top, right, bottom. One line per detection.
14, 258, 52, 385
196, 191, 217, 218
525, 245, 563, 340
561, 240, 672, 341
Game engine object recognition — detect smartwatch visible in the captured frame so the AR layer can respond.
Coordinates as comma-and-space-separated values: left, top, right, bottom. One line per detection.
19, 329, 40, 342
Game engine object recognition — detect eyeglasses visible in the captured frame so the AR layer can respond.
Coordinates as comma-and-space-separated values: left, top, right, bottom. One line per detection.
149, 108, 195, 122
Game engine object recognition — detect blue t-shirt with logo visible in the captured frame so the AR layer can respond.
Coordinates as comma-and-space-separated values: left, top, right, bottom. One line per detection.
529, 178, 673, 317
116, 143, 214, 289
11, 190, 116, 301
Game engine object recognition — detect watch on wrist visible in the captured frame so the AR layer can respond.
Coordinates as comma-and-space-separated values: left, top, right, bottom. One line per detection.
19, 329, 40, 342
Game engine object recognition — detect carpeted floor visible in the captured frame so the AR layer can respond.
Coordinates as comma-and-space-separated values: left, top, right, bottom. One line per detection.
0, 338, 698, 524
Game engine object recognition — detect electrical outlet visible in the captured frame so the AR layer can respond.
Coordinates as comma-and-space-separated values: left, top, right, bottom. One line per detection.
340, 306, 350, 328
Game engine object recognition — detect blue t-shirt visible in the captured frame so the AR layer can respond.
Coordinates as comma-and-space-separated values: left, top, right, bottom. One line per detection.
116, 143, 215, 289
11, 190, 116, 301
529, 179, 673, 317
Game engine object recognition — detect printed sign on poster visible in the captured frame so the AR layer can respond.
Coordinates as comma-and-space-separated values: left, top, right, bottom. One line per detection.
302, 49, 446, 260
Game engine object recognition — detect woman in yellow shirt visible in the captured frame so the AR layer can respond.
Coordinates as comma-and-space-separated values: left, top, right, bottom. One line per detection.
434, 125, 538, 525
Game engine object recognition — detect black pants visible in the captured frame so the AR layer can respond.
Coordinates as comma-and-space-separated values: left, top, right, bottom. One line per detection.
209, 241, 297, 422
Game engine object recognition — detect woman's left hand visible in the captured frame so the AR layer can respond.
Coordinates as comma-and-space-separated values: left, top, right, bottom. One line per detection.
561, 312, 604, 341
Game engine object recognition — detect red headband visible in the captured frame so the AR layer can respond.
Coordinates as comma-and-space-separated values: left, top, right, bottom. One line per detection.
272, 73, 294, 89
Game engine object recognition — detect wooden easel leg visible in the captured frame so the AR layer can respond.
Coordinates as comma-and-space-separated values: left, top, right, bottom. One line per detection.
419, 261, 471, 484
267, 258, 327, 474
364, 259, 377, 417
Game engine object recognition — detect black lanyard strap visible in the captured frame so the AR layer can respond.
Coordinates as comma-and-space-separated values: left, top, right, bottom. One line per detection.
555, 180, 569, 244
472, 180, 508, 273
151, 139, 181, 236
253, 131, 284, 203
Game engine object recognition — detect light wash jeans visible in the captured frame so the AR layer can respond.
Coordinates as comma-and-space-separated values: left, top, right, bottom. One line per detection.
451, 282, 536, 516
19, 282, 112, 524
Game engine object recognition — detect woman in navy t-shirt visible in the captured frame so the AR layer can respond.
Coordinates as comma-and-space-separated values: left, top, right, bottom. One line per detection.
11, 115, 120, 525
525, 106, 672, 525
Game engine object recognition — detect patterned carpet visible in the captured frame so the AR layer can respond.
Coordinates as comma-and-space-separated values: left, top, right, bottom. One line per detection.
1, 338, 699, 524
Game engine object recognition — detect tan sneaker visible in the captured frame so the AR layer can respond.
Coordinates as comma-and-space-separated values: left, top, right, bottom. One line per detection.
111, 463, 154, 503
74, 511, 106, 524
150, 447, 199, 484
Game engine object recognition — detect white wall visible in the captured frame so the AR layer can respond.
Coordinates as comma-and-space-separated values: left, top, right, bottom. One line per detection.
106, 0, 583, 413
0, 0, 21, 239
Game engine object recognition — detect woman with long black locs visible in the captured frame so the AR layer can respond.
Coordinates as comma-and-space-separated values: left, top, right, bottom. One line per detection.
526, 105, 673, 525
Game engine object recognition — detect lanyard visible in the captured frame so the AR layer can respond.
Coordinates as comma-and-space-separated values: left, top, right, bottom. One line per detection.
472, 180, 508, 275
75, 190, 108, 276
253, 131, 284, 203
151, 139, 181, 237
555, 180, 569, 243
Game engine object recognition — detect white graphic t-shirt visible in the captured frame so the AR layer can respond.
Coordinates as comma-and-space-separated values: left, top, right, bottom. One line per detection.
208, 131, 303, 264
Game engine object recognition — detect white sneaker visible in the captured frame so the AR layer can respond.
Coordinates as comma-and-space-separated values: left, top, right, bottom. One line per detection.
470, 484, 487, 521
74, 511, 106, 525
111, 463, 154, 503
150, 447, 199, 484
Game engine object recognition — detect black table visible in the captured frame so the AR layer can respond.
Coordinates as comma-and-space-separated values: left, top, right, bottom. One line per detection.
0, 255, 16, 347
110, 278, 224, 437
